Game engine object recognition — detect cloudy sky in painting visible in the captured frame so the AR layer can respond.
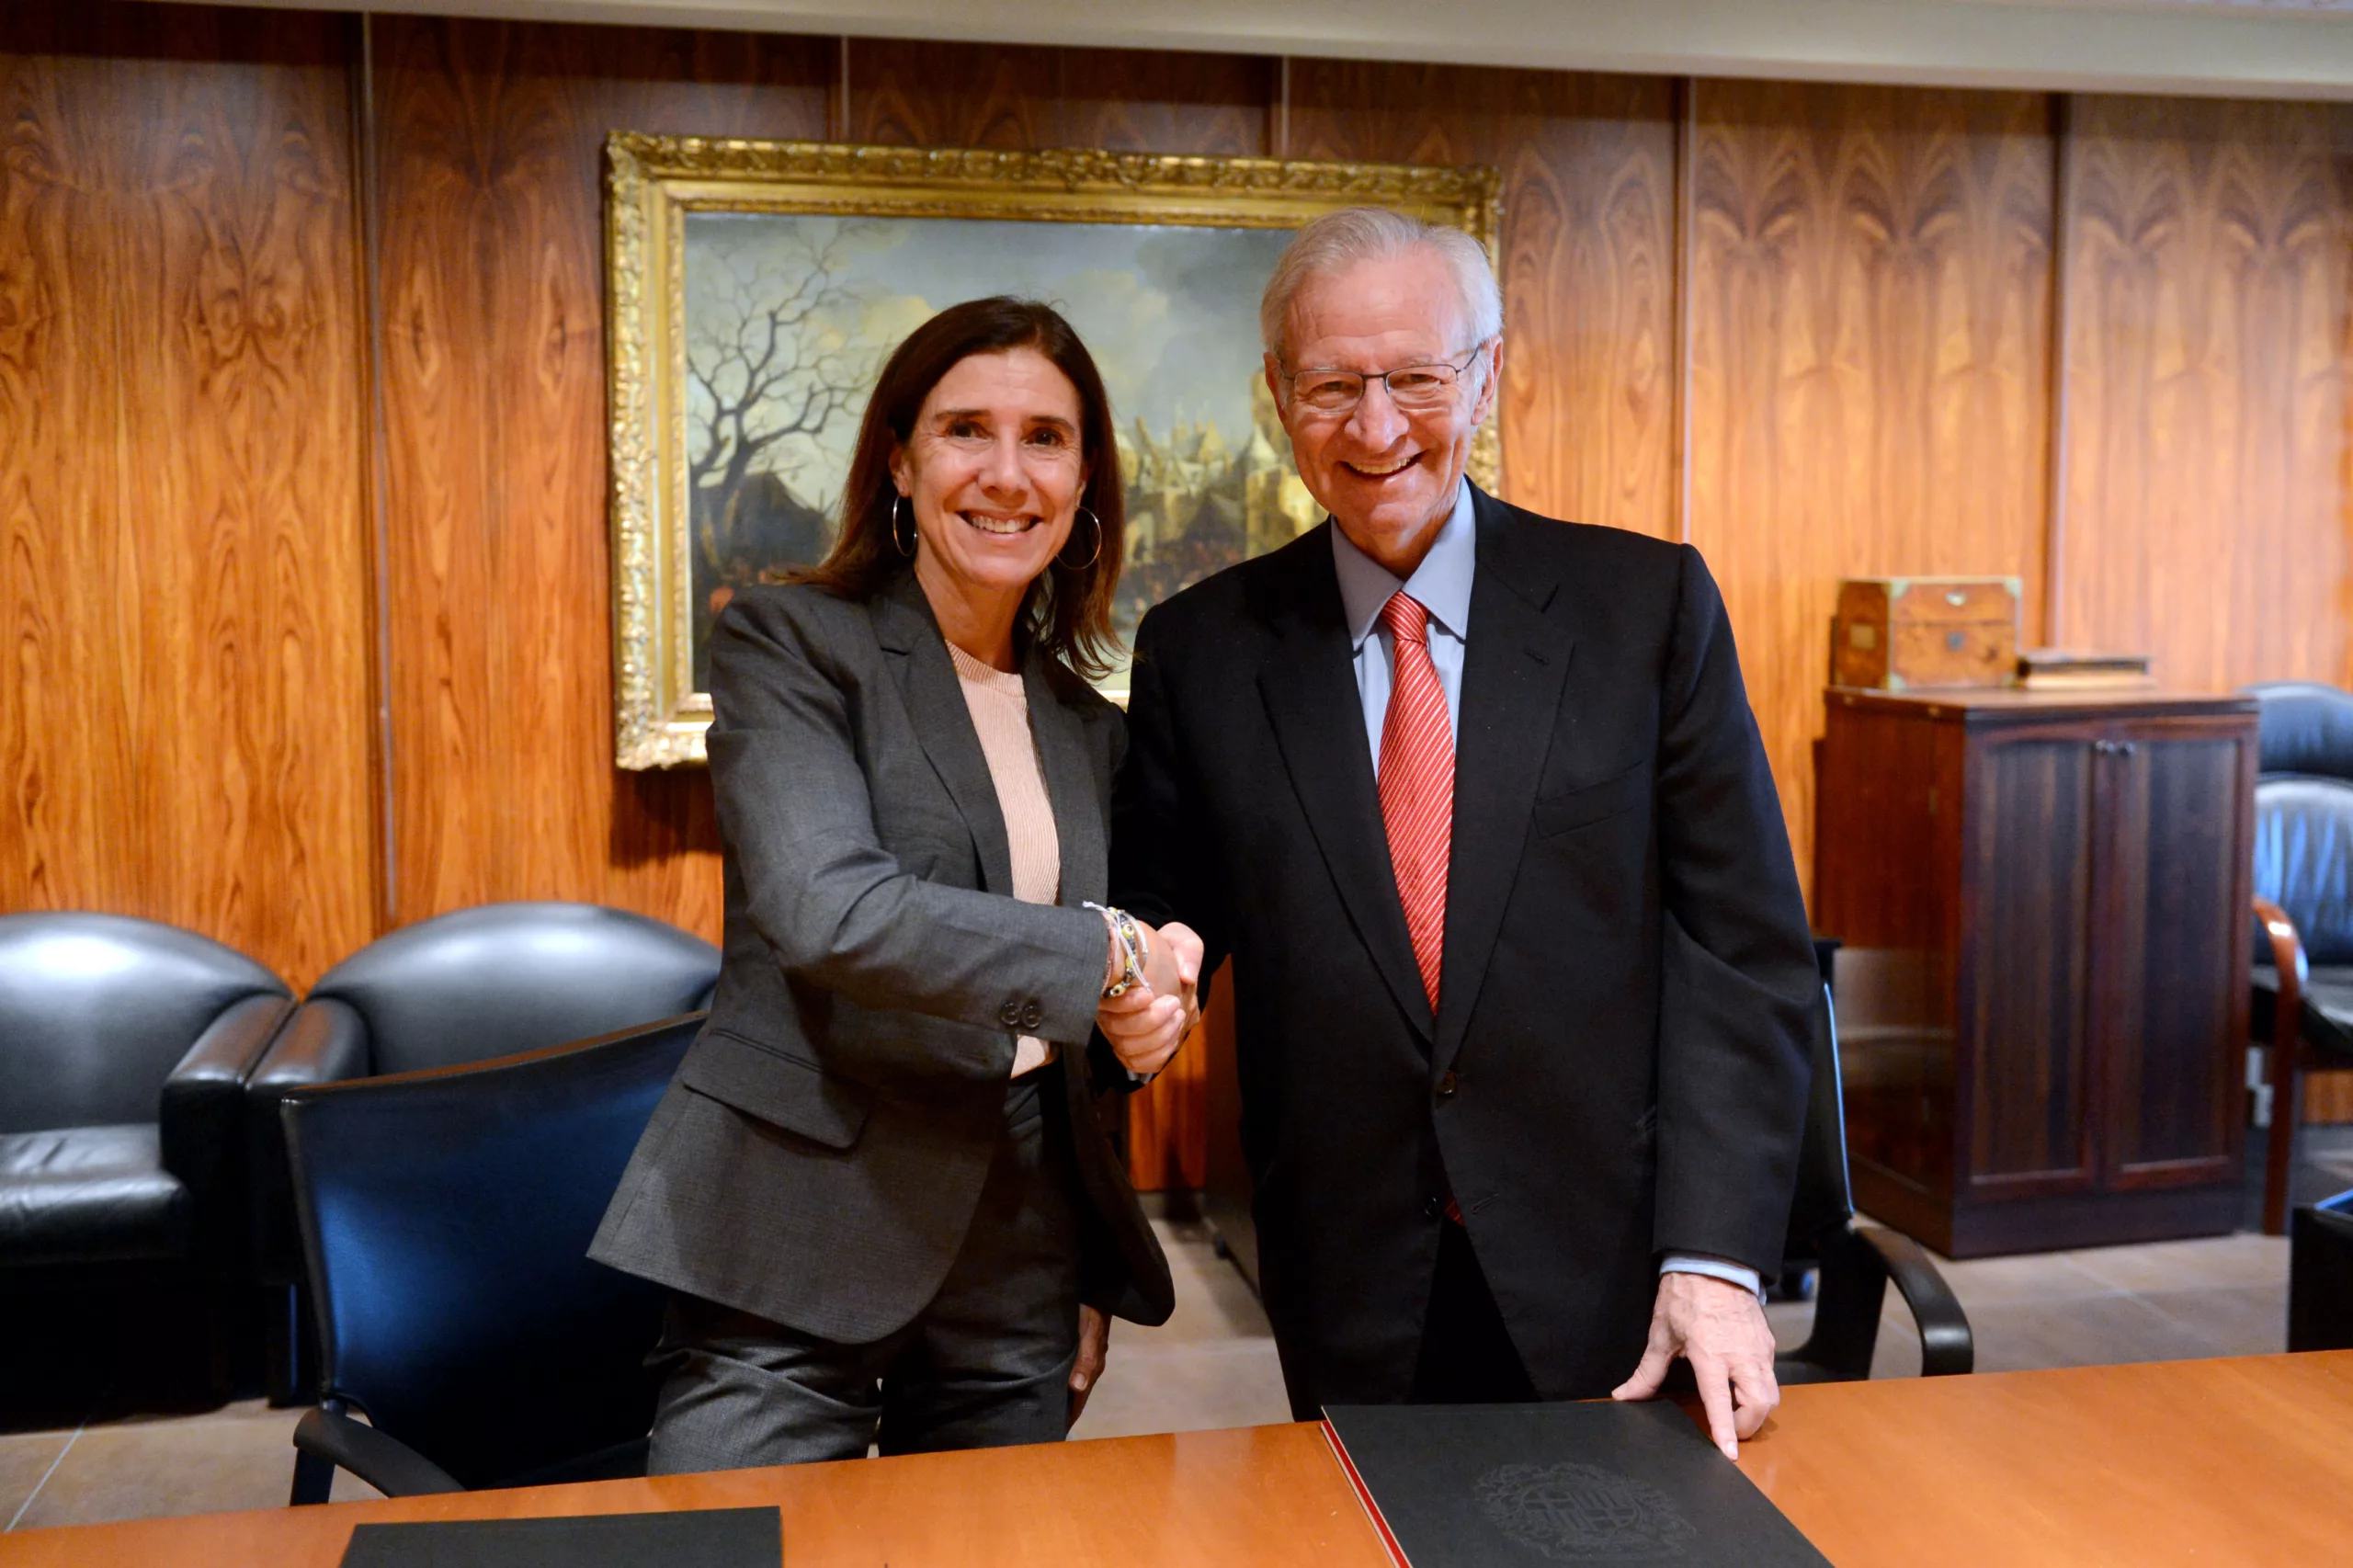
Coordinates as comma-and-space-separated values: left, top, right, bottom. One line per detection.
683, 211, 1293, 512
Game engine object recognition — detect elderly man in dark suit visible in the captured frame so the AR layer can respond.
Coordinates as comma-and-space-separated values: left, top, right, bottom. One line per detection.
1112, 208, 1817, 1459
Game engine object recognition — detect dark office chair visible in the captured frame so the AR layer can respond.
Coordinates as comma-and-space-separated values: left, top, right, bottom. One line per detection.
2243, 681, 2353, 1234
281, 1014, 699, 1503
2288, 1188, 2353, 1352
246, 901, 719, 1402
0, 913, 292, 1396
1775, 984, 1973, 1381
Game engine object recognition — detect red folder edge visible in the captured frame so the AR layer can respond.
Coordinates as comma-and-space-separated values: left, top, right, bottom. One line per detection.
1320, 1417, 1414, 1568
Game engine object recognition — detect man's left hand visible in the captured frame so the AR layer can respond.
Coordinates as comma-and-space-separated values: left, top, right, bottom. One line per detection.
1610, 1271, 1779, 1460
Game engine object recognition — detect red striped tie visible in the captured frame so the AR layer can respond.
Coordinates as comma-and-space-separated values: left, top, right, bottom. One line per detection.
1376, 591, 1453, 1012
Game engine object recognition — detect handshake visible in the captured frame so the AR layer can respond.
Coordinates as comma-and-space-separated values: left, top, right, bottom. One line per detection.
1094, 918, 1205, 1078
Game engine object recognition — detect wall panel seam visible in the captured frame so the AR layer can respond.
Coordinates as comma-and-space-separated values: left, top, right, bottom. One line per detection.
2041, 92, 2075, 650
1672, 74, 1694, 547
358, 9, 398, 934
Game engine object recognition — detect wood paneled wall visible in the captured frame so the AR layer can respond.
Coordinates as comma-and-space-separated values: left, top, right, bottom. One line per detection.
6, 3, 2351, 1153
0, 5, 376, 988
369, 17, 834, 938
2055, 97, 2353, 696
1686, 82, 2059, 879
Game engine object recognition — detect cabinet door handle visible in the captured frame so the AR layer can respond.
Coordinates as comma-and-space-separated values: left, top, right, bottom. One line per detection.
2093, 740, 2140, 757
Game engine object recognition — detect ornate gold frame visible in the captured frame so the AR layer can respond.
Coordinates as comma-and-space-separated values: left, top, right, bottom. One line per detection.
606, 134, 1503, 768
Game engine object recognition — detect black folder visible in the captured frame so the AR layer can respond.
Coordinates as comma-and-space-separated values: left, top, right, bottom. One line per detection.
337, 1506, 780, 1568
1323, 1402, 1828, 1566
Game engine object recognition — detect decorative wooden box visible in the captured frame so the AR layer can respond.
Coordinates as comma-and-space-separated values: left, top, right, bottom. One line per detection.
1832, 576, 2020, 690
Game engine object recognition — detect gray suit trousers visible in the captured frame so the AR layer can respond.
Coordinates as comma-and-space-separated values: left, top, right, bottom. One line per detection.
645, 1070, 1084, 1471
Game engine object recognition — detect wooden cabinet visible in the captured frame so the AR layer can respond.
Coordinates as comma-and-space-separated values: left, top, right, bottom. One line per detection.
1814, 688, 2258, 1256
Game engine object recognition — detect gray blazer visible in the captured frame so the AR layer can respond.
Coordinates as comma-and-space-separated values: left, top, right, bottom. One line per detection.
591, 573, 1174, 1340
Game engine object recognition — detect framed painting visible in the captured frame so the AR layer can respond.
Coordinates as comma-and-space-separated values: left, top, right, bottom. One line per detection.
607, 135, 1500, 767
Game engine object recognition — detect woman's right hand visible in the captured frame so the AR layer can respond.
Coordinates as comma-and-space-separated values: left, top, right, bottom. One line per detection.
1097, 919, 1203, 1078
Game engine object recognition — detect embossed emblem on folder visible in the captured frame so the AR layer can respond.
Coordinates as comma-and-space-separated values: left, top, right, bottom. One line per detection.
1476, 1460, 1698, 1561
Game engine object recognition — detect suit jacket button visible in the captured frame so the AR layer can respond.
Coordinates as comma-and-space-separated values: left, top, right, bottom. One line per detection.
1436, 1070, 1459, 1099
1019, 1000, 1044, 1030
1424, 1196, 1445, 1221
999, 1002, 1024, 1028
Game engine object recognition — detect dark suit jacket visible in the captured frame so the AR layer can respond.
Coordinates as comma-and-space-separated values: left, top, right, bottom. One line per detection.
1112, 485, 1814, 1413
593, 574, 1174, 1341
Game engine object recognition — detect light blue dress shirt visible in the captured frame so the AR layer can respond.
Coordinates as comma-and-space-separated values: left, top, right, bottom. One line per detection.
1328, 481, 1764, 1302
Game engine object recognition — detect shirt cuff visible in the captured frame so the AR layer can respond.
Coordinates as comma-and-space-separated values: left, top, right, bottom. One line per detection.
1659, 1254, 1764, 1301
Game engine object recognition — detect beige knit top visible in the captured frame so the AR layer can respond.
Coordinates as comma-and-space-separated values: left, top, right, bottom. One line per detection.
947, 641, 1061, 1077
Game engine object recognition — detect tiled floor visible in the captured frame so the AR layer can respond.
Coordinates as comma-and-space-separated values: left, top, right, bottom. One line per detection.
6, 1130, 2349, 1533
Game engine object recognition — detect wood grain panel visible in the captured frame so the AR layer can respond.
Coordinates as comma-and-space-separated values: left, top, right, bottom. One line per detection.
0, 7, 135, 926
2098, 726, 2247, 1179
0, 2, 374, 988
370, 17, 833, 938
2055, 97, 2353, 699
1686, 81, 2058, 901
1972, 736, 2095, 1185
1048, 49, 1273, 155
1285, 62, 1679, 536
2308, 1073, 2353, 1124
851, 41, 1272, 155
848, 39, 1057, 150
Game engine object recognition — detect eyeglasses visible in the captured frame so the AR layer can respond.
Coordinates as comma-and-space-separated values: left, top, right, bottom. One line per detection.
1279, 340, 1494, 415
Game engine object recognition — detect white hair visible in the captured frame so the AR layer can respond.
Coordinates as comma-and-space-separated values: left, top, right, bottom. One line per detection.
1259, 206, 1504, 365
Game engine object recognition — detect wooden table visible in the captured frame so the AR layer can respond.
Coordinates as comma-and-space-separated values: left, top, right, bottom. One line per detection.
6, 1353, 2349, 1566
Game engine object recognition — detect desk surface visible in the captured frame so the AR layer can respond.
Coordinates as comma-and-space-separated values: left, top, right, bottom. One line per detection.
6, 1352, 2349, 1566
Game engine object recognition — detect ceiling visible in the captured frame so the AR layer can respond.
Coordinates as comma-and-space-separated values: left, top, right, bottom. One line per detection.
158, 0, 2353, 97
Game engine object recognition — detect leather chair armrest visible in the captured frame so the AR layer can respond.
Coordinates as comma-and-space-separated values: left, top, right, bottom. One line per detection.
2256, 896, 2309, 1063
2256, 896, 2312, 1237
159, 994, 295, 1267
249, 998, 372, 1096
291, 1407, 461, 1501
1859, 1224, 1974, 1377
247, 999, 372, 1279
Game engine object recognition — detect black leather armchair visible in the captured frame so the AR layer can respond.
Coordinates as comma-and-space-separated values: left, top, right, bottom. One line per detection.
281, 1016, 699, 1502
0, 913, 292, 1395
2244, 682, 2353, 1234
244, 901, 718, 1402
1776, 983, 1973, 1381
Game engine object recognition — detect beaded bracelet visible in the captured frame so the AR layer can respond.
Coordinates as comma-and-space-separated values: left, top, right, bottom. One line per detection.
1084, 902, 1150, 997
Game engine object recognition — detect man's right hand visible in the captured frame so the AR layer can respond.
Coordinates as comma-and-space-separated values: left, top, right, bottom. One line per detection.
1096, 920, 1202, 1077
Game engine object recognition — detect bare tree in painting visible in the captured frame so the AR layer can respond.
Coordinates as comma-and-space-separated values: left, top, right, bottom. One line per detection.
685, 220, 880, 578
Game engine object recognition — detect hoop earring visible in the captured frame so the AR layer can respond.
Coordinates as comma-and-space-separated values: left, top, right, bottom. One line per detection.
891, 494, 916, 559
1058, 506, 1103, 571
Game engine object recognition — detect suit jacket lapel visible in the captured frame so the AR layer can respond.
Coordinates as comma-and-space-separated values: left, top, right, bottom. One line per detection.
870, 573, 1017, 898
1435, 489, 1574, 1073
1255, 528, 1436, 1041
1023, 655, 1106, 906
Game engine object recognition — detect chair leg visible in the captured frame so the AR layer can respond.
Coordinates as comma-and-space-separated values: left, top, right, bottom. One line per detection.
290, 1446, 336, 1506
1787, 1227, 1886, 1380
264, 1283, 317, 1407
2265, 1050, 2303, 1236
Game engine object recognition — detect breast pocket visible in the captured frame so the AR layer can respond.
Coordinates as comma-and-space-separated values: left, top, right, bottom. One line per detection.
1534, 764, 1650, 840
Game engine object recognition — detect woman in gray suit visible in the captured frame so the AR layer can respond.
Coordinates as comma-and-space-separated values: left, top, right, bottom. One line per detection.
592, 298, 1201, 1471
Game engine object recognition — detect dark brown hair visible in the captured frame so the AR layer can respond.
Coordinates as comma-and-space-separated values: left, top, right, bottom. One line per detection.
794, 297, 1126, 680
